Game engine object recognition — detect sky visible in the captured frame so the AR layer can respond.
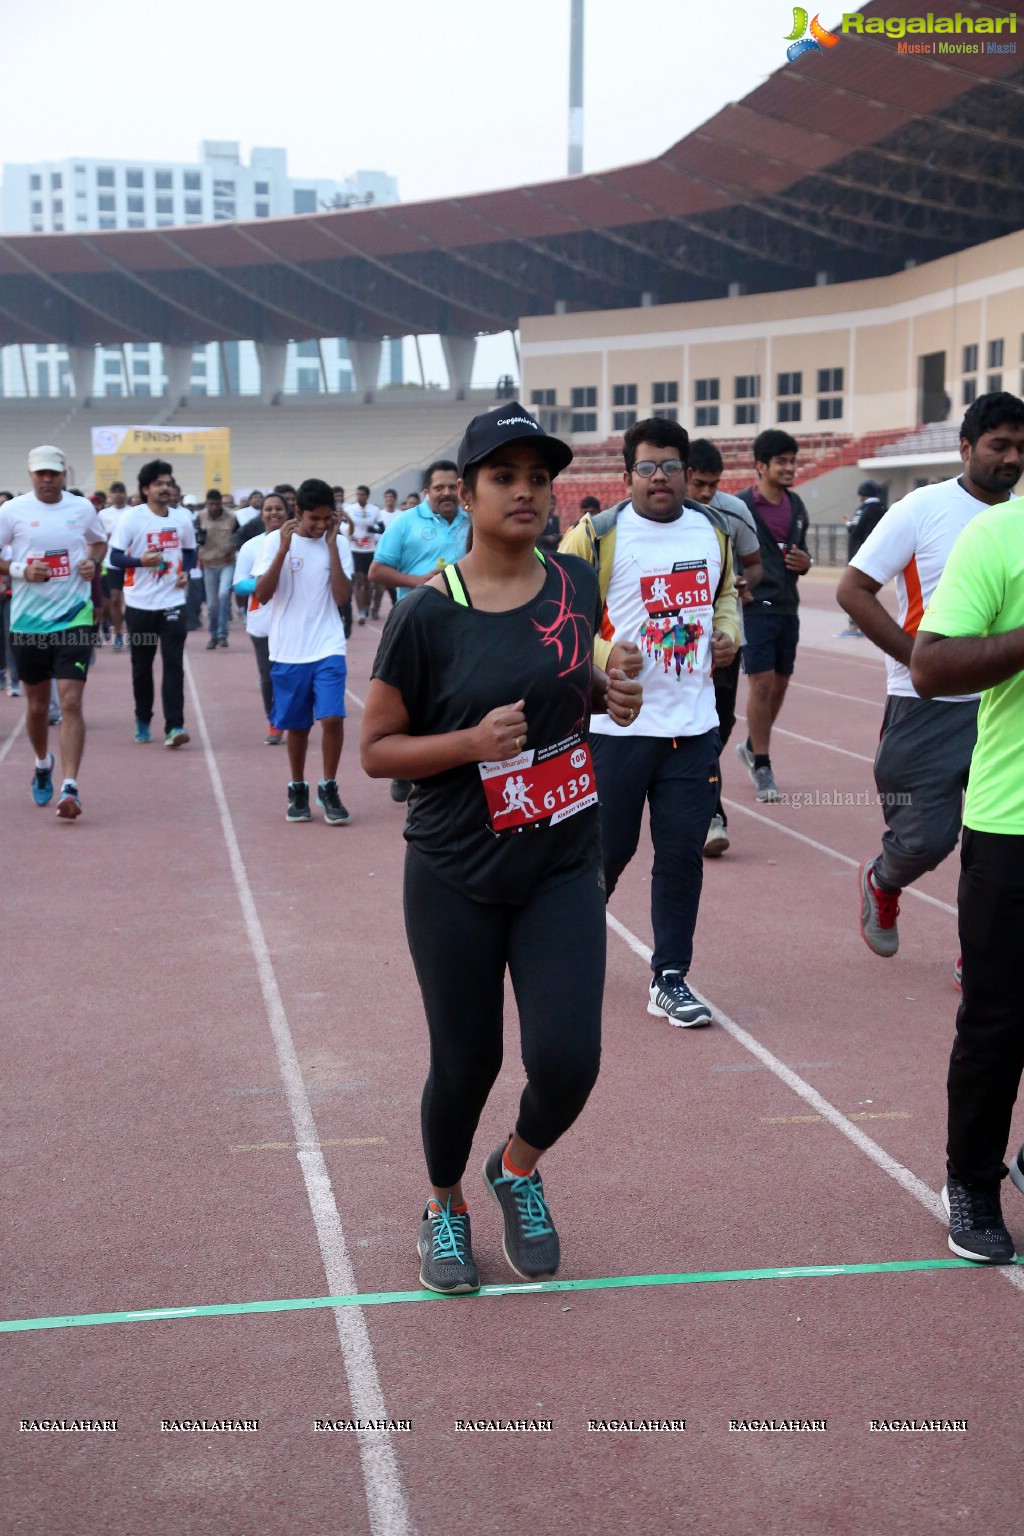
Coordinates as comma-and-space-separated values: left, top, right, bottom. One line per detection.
0, 0, 861, 386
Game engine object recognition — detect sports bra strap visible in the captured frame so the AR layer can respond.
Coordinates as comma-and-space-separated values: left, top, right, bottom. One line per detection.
442, 548, 547, 609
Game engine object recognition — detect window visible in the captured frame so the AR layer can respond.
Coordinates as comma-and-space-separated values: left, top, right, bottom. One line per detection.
652, 408, 678, 422
30, 173, 41, 191
735, 403, 760, 426
570, 386, 597, 409
612, 383, 637, 407
184, 172, 201, 191
98, 217, 116, 229
104, 383, 125, 398
213, 200, 235, 220
570, 412, 597, 432
53, 221, 64, 232
98, 195, 115, 212
185, 197, 202, 216
103, 356, 121, 376
777, 371, 802, 396
296, 340, 318, 358
963, 378, 977, 406
613, 410, 638, 431
52, 199, 63, 214
987, 373, 1003, 393
31, 221, 43, 233
127, 218, 145, 229
694, 377, 719, 402
778, 400, 802, 422
51, 172, 62, 189
31, 200, 42, 215
987, 338, 1004, 369
96, 168, 115, 187
652, 381, 678, 405
293, 188, 317, 214
695, 405, 719, 427
817, 397, 843, 420
134, 359, 151, 375
818, 367, 843, 393
126, 170, 143, 189
73, 164, 85, 175
192, 356, 207, 375
156, 196, 173, 214
156, 217, 174, 227
155, 170, 173, 190
213, 178, 235, 195
297, 369, 321, 394
255, 202, 270, 218
133, 343, 149, 355
963, 343, 978, 374
135, 383, 152, 397
127, 195, 144, 213
255, 181, 269, 195
530, 389, 556, 407
735, 375, 760, 400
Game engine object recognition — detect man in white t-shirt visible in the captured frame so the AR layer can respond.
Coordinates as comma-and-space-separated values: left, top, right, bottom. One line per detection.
837, 391, 1024, 963
233, 492, 288, 744
100, 480, 129, 649
0, 444, 107, 818
560, 420, 739, 1027
109, 458, 197, 748
254, 477, 354, 824
343, 484, 384, 626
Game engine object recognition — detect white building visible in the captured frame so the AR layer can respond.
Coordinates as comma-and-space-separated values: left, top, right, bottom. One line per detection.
0, 142, 403, 399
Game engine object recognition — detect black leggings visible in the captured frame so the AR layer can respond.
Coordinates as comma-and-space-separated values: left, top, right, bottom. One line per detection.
403, 848, 605, 1189
250, 634, 274, 719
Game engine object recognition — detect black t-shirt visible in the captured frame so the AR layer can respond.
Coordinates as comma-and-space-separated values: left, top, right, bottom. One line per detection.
372, 553, 602, 904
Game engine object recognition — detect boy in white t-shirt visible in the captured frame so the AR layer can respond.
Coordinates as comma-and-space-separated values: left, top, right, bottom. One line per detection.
254, 478, 354, 824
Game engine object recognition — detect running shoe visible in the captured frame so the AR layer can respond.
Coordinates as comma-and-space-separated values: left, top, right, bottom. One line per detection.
219, 636, 229, 648
483, 1143, 560, 1281
264, 726, 284, 746
753, 764, 780, 803
357, 611, 367, 626
164, 727, 190, 749
205, 637, 219, 651
417, 1198, 480, 1294
735, 740, 756, 780
317, 778, 351, 825
648, 971, 713, 1028
134, 720, 152, 744
7, 682, 22, 697
1008, 1147, 1024, 1197
942, 1177, 1015, 1264
56, 780, 82, 820
390, 779, 412, 803
858, 857, 900, 958
703, 814, 730, 858
48, 708, 62, 727
31, 753, 54, 806
953, 955, 963, 990
113, 634, 124, 651
286, 782, 312, 822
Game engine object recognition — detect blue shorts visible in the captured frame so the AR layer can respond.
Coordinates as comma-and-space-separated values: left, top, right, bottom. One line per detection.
270, 655, 347, 731
741, 610, 800, 678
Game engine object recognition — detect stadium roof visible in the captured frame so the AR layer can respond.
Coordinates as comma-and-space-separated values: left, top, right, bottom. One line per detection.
1, 0, 1022, 348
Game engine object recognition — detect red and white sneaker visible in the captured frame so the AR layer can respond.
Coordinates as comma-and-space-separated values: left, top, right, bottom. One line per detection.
953, 955, 963, 991
858, 858, 900, 958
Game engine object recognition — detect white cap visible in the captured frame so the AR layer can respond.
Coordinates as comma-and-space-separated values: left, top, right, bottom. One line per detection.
183, 494, 198, 507
28, 444, 66, 473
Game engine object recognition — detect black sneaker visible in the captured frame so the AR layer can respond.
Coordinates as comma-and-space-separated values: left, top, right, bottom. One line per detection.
417, 1199, 480, 1294
1008, 1147, 1024, 1198
482, 1143, 560, 1280
286, 782, 311, 822
942, 1177, 1016, 1263
647, 971, 712, 1028
390, 778, 412, 803
317, 778, 351, 825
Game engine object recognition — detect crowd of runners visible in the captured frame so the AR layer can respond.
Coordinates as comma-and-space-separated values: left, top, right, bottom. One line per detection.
2, 390, 1023, 1287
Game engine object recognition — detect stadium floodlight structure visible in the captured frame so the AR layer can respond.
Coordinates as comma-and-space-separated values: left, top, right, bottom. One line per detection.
568, 0, 584, 175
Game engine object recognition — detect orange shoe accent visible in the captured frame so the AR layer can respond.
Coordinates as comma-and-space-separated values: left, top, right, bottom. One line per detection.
502, 1148, 534, 1179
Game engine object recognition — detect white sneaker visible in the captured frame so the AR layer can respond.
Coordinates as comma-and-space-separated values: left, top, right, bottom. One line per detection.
704, 814, 730, 858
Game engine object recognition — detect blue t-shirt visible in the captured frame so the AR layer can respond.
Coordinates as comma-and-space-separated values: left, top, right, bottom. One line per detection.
373, 502, 470, 596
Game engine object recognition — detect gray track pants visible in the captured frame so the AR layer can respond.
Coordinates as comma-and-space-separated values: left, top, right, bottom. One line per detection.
873, 695, 978, 892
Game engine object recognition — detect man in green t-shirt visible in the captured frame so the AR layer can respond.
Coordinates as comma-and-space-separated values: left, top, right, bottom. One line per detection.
912, 495, 1024, 1264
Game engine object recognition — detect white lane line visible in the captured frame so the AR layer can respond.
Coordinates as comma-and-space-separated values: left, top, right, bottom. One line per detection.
789, 680, 881, 707
605, 911, 1024, 1295
185, 658, 410, 1536
0, 710, 26, 764
346, 688, 366, 711
801, 645, 885, 671
720, 798, 958, 916
734, 711, 874, 765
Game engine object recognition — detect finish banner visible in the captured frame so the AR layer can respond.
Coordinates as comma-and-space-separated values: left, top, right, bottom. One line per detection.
91, 425, 230, 497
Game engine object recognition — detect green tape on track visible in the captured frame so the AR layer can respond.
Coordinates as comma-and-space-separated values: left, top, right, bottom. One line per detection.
3, 1256, 1018, 1336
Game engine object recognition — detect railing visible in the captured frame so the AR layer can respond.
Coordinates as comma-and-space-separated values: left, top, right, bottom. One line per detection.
808, 525, 851, 567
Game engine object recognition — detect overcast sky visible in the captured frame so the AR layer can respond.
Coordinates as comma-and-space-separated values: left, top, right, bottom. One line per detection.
2, 0, 861, 385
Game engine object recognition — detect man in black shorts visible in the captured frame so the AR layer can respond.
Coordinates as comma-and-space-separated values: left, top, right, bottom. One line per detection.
0, 445, 107, 818
735, 430, 812, 802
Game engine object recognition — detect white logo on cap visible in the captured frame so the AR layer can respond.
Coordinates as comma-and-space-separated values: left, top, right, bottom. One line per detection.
496, 416, 539, 430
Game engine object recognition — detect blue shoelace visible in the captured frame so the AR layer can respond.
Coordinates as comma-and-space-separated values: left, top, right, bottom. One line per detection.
503, 1172, 553, 1239
430, 1200, 469, 1262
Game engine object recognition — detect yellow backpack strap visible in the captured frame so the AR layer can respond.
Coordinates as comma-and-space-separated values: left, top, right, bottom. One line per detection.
442, 562, 470, 607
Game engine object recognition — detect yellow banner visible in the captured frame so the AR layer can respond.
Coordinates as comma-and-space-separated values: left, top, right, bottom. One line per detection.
91, 425, 231, 497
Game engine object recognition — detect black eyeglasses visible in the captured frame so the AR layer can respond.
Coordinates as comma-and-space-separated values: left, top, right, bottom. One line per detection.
633, 459, 685, 478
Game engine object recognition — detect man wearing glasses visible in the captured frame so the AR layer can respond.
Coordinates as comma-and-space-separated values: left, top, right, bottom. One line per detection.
560, 419, 739, 1027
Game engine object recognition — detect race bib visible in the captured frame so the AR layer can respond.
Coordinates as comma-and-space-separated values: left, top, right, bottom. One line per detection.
640, 559, 712, 618
479, 735, 597, 834
38, 548, 71, 580
146, 528, 180, 573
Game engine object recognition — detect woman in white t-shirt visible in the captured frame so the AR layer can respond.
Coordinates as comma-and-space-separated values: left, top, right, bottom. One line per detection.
233, 493, 287, 744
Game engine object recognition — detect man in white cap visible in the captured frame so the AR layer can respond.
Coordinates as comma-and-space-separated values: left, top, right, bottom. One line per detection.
0, 446, 107, 818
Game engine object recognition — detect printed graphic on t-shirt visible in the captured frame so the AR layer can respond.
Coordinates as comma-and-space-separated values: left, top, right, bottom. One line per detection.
638, 559, 711, 676
146, 527, 180, 573
479, 733, 596, 834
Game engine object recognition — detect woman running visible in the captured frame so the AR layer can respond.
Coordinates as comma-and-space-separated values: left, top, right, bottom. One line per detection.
233, 492, 288, 743
361, 404, 642, 1293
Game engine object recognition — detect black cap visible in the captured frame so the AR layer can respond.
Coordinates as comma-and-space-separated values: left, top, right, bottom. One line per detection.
858, 480, 882, 498
456, 402, 573, 479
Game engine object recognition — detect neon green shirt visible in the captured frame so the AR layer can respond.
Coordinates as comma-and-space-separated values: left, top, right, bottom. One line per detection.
917, 497, 1024, 834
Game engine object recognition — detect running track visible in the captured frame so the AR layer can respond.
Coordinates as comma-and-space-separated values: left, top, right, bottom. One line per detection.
2, 573, 1021, 1536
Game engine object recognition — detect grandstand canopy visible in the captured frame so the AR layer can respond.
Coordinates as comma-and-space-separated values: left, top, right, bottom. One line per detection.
1, 0, 1022, 348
